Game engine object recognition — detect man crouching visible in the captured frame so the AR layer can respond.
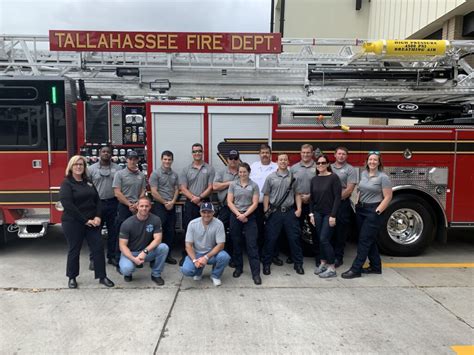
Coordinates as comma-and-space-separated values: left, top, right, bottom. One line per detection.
180, 202, 230, 286
119, 197, 169, 285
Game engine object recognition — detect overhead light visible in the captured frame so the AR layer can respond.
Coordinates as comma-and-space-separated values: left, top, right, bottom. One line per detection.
116, 67, 140, 77
149, 79, 171, 93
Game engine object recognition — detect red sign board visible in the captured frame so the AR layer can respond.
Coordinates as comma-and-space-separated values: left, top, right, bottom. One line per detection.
49, 30, 282, 54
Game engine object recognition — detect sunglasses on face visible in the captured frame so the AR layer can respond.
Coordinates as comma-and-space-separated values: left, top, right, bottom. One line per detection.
316, 161, 327, 165
228, 157, 239, 161
192, 150, 203, 154
368, 150, 380, 155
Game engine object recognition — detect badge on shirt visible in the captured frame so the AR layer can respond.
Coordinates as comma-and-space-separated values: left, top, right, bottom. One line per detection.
146, 224, 154, 233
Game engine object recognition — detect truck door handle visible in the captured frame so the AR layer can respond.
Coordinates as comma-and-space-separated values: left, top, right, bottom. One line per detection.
32, 160, 42, 168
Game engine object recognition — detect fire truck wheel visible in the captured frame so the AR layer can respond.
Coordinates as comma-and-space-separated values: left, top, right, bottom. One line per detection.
378, 195, 435, 256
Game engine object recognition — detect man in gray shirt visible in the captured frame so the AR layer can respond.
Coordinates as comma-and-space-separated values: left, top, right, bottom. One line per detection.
262, 153, 305, 276
330, 147, 357, 268
150, 150, 179, 265
180, 202, 230, 286
113, 150, 147, 255
88, 146, 121, 266
119, 197, 169, 285
213, 149, 240, 262
179, 143, 215, 265
290, 144, 317, 264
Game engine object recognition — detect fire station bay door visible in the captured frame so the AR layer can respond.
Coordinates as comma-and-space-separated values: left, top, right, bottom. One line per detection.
151, 105, 205, 174
208, 105, 274, 170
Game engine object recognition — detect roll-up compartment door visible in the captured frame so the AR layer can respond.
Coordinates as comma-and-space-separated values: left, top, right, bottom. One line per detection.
151, 105, 204, 174
208, 105, 274, 170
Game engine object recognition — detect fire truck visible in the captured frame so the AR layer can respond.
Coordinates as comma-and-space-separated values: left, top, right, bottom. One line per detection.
0, 33, 473, 256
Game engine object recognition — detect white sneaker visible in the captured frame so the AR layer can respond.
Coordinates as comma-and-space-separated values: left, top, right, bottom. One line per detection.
314, 264, 328, 275
193, 275, 202, 281
210, 276, 222, 287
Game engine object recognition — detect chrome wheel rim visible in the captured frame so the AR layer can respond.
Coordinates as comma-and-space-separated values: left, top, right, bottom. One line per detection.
386, 208, 424, 245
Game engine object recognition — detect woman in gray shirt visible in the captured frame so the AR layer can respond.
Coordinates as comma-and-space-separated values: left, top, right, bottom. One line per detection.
342, 151, 392, 279
227, 162, 261, 285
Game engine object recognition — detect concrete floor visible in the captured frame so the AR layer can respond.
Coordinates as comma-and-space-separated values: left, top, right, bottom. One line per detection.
0, 226, 472, 354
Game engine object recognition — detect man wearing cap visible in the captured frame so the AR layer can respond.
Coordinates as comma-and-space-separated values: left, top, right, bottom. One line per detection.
150, 150, 179, 265
118, 197, 169, 285
180, 202, 231, 286
249, 144, 282, 265
262, 153, 305, 275
88, 145, 122, 267
331, 147, 357, 267
113, 150, 147, 251
212, 149, 240, 260
179, 143, 215, 264
290, 144, 317, 264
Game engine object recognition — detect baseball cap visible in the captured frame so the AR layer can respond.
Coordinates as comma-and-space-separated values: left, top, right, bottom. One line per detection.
127, 151, 139, 159
200, 202, 215, 213
228, 150, 240, 159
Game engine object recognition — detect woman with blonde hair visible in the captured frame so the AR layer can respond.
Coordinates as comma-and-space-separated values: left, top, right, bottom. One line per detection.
59, 155, 114, 288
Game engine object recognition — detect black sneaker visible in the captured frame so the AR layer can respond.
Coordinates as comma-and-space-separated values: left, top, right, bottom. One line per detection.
165, 256, 177, 265
124, 275, 133, 282
151, 275, 164, 286
107, 258, 118, 267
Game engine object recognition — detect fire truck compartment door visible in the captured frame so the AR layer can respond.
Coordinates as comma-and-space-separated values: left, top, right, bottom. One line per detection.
208, 106, 274, 170
151, 105, 205, 174
451, 130, 474, 222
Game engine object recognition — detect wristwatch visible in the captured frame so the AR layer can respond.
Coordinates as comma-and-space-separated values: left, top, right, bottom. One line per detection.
143, 248, 149, 255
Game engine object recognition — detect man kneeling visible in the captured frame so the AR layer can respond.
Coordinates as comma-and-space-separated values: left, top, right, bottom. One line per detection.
180, 202, 230, 286
119, 197, 169, 285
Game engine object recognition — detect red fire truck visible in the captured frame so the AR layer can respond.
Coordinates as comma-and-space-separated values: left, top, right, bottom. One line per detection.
0, 34, 473, 256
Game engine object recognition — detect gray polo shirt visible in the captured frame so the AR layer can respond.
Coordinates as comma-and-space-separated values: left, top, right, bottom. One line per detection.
149, 167, 178, 202
179, 162, 215, 196
119, 214, 162, 252
262, 170, 302, 208
88, 162, 121, 200
358, 170, 392, 204
228, 179, 259, 212
112, 168, 146, 203
331, 162, 358, 190
185, 217, 226, 254
290, 160, 316, 194
214, 168, 239, 204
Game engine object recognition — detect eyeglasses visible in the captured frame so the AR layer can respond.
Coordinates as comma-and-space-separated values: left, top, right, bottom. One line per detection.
368, 150, 380, 155
192, 150, 203, 154
316, 161, 328, 165
72, 163, 84, 167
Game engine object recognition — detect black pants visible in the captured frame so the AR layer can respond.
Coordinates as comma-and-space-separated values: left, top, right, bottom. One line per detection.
152, 202, 176, 256
62, 219, 106, 279
90, 197, 118, 261
331, 199, 353, 263
230, 213, 260, 277
217, 205, 233, 257
183, 200, 201, 231
263, 208, 303, 266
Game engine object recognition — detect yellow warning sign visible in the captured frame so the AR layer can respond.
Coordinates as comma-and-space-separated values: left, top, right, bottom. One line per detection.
364, 40, 449, 56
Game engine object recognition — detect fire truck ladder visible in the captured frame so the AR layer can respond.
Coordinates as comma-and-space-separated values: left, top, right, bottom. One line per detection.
1, 35, 474, 85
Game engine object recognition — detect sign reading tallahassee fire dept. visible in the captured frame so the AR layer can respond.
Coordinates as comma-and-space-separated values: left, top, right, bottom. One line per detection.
49, 30, 282, 54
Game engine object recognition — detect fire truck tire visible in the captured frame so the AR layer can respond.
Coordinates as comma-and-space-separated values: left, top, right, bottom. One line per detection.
378, 195, 435, 256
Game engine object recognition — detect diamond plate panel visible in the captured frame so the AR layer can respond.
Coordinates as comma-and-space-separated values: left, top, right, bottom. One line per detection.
110, 103, 123, 144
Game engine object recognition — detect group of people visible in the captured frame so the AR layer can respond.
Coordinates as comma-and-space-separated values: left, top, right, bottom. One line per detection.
59, 142, 392, 288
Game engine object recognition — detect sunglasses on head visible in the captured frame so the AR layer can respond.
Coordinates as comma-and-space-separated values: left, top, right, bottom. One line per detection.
368, 150, 380, 155
192, 150, 203, 154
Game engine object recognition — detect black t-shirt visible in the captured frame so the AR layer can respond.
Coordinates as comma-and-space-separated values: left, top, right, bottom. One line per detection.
309, 173, 342, 217
119, 214, 162, 251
